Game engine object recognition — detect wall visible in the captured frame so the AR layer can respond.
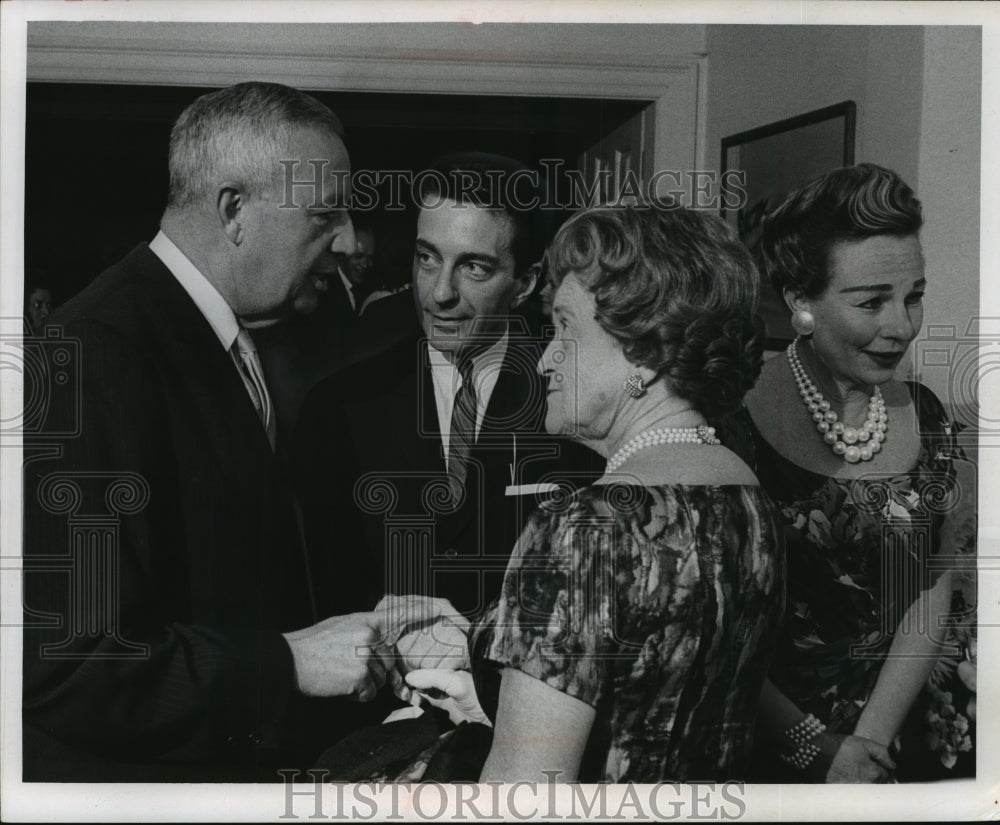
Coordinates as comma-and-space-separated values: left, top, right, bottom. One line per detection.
914, 27, 981, 422
705, 25, 924, 190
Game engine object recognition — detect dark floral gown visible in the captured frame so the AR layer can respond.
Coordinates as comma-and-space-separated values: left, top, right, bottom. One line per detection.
318, 483, 785, 783
739, 382, 977, 780
470, 483, 785, 782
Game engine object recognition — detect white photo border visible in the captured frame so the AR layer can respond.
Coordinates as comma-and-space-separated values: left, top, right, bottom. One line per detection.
2, 0, 997, 820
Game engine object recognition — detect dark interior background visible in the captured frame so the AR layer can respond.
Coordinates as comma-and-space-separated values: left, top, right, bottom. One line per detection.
25, 82, 645, 306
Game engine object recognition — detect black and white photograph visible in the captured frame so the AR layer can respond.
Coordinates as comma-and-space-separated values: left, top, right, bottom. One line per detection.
0, 0, 995, 820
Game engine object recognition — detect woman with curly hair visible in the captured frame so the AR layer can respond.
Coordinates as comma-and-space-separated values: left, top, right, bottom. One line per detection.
745, 164, 976, 782
396, 202, 784, 782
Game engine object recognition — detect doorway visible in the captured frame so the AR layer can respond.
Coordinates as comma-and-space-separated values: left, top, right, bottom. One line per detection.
25, 82, 648, 303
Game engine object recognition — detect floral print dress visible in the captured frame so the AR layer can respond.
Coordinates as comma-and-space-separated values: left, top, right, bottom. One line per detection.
742, 382, 977, 778
470, 483, 785, 782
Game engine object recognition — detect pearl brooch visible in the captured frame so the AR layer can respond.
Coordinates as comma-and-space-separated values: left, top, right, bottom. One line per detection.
605, 425, 720, 474
787, 337, 887, 464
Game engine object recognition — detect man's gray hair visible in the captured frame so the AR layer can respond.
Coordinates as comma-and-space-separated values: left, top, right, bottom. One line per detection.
166, 82, 345, 209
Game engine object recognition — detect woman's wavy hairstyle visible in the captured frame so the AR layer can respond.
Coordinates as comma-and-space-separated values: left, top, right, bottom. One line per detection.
547, 203, 765, 418
755, 163, 923, 300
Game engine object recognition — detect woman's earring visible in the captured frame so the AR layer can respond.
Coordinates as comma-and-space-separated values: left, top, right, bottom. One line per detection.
791, 309, 816, 336
624, 374, 646, 399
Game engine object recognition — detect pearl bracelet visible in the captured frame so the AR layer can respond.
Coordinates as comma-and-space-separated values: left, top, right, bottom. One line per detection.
780, 741, 822, 771
780, 713, 827, 771
784, 713, 825, 745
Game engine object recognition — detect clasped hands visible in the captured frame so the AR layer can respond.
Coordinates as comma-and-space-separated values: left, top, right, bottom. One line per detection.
381, 595, 490, 726
282, 595, 487, 724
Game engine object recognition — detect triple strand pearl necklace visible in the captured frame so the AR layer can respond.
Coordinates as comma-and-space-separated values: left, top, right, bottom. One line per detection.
605, 424, 720, 474
787, 336, 887, 464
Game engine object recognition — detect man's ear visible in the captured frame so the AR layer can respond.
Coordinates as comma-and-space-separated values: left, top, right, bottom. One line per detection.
511, 262, 541, 308
218, 184, 245, 245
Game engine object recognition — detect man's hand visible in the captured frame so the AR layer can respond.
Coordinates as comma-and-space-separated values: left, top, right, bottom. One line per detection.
282, 613, 395, 701
811, 733, 896, 783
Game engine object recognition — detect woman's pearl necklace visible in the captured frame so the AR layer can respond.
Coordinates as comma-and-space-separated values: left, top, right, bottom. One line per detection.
787, 336, 887, 464
605, 425, 720, 474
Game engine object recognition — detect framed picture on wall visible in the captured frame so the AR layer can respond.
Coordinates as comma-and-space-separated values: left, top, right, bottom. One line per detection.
721, 100, 856, 348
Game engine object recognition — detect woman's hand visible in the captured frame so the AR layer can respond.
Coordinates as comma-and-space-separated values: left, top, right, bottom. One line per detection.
405, 669, 491, 727
811, 732, 896, 783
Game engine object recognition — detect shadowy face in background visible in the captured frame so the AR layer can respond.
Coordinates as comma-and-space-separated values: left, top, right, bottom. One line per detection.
344, 227, 376, 287
26, 287, 52, 330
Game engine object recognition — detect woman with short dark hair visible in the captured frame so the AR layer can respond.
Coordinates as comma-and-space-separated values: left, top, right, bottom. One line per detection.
746, 164, 976, 782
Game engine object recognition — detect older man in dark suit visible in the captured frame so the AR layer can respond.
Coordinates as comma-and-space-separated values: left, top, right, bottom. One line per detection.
21, 82, 442, 782
295, 154, 598, 620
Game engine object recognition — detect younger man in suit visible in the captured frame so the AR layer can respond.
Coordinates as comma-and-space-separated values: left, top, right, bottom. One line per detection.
295, 153, 597, 619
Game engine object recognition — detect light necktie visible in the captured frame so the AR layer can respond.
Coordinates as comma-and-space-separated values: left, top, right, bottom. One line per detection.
447, 354, 478, 504
349, 283, 365, 316
233, 328, 276, 451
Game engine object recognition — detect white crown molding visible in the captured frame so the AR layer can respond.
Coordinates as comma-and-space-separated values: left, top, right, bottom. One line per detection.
27, 33, 704, 170
29, 44, 695, 97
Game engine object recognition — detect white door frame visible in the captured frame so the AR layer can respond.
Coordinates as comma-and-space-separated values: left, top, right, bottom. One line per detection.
28, 31, 706, 176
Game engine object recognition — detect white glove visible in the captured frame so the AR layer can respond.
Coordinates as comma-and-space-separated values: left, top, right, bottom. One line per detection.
405, 669, 491, 727
381, 704, 426, 724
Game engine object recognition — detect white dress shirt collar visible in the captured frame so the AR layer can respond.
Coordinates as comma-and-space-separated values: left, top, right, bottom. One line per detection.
339, 268, 358, 312
149, 230, 240, 351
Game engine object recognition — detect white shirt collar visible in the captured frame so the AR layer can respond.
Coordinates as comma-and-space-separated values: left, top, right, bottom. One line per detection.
149, 230, 240, 351
339, 268, 357, 311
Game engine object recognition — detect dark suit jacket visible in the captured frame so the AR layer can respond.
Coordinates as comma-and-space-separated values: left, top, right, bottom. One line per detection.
252, 284, 420, 436
21, 244, 351, 781
294, 322, 601, 618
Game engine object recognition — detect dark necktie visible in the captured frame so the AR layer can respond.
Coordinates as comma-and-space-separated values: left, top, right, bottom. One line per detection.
447, 354, 478, 505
